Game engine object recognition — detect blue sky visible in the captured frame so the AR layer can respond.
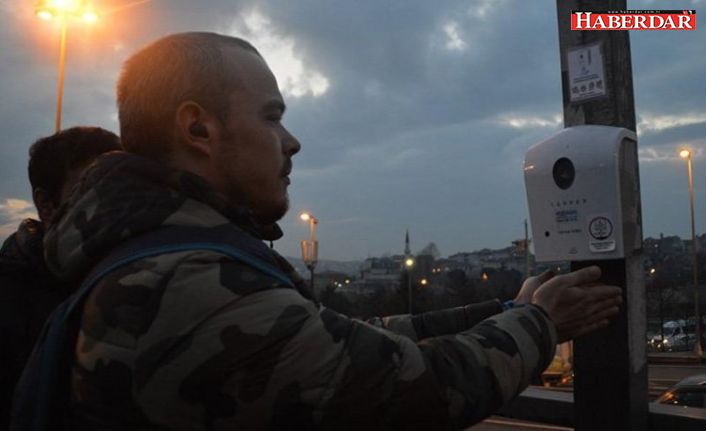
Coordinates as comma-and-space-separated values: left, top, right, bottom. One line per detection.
0, 0, 704, 260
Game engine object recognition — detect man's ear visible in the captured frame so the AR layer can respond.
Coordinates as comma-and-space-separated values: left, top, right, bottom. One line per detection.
175, 101, 221, 157
32, 188, 56, 226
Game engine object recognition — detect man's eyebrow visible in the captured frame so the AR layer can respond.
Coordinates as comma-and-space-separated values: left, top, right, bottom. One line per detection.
262, 100, 286, 114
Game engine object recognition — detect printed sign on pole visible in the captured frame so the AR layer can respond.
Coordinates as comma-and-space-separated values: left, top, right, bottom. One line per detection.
567, 43, 606, 102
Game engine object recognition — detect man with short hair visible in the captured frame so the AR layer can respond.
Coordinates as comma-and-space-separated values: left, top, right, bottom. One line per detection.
42, 33, 622, 429
0, 127, 121, 429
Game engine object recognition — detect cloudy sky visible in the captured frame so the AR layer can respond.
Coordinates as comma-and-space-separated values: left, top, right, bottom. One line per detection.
0, 0, 704, 261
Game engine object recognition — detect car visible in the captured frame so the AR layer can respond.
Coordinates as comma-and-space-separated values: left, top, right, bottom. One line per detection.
648, 320, 697, 352
654, 374, 706, 409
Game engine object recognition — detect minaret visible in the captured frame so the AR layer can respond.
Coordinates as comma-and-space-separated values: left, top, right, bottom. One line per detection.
404, 229, 411, 256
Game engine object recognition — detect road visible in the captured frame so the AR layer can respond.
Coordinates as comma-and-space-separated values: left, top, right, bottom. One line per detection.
467, 416, 572, 431
464, 364, 706, 430
648, 364, 706, 396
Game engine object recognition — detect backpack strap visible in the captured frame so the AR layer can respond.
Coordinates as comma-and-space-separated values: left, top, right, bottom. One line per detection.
12, 224, 293, 431
72, 223, 295, 314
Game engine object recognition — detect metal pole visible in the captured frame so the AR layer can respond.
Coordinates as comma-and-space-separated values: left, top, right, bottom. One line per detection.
55, 17, 68, 132
407, 269, 412, 314
310, 218, 317, 242
309, 266, 315, 292
686, 156, 703, 356
659, 282, 665, 351
525, 218, 531, 277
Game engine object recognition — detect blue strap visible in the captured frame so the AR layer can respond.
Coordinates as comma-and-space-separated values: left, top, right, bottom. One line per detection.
66, 242, 294, 318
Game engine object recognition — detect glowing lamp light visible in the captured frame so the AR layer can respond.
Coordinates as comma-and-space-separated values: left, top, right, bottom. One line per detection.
37, 9, 54, 20
82, 10, 98, 22
679, 149, 691, 159
50, 0, 81, 11
420, 278, 428, 286
405, 258, 414, 268
300, 213, 311, 222
35, 0, 93, 18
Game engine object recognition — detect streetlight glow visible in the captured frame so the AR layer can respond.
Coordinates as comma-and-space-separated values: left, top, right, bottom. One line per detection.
36, 0, 89, 16
35, 0, 98, 131
420, 278, 428, 286
82, 10, 98, 22
37, 9, 54, 20
678, 145, 702, 356
300, 211, 319, 290
405, 258, 414, 268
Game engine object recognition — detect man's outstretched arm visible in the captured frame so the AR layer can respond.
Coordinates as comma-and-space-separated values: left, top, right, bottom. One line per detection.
366, 271, 557, 341
366, 299, 504, 341
113, 258, 618, 430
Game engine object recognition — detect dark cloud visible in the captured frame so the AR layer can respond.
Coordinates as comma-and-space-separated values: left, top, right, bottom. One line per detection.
1, 0, 704, 260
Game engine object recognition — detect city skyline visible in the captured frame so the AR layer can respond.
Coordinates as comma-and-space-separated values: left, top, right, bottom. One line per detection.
285, 230, 705, 267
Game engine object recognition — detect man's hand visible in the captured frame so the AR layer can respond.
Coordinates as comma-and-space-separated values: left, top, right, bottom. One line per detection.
531, 266, 622, 343
515, 270, 555, 305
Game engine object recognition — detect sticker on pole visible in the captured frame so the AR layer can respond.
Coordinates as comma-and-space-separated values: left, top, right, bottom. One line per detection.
588, 215, 616, 253
567, 43, 606, 103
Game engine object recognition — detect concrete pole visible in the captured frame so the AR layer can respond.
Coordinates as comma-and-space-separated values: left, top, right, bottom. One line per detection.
556, 1, 647, 430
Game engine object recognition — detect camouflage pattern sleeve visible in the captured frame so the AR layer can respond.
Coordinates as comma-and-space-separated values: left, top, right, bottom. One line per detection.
73, 254, 556, 430
367, 299, 504, 341
314, 305, 557, 429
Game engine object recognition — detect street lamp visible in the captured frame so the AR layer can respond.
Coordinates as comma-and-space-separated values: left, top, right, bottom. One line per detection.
649, 267, 666, 348
300, 212, 318, 291
405, 257, 414, 314
679, 148, 703, 356
35, 0, 97, 132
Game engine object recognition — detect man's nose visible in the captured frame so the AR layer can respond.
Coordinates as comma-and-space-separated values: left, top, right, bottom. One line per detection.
283, 127, 301, 156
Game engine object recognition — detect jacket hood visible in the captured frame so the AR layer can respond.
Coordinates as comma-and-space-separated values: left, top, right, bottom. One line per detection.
44, 152, 285, 284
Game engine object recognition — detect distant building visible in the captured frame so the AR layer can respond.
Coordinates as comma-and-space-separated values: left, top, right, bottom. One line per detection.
360, 257, 400, 280
657, 233, 685, 254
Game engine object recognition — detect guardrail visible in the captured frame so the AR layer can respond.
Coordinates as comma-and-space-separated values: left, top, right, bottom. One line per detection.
648, 353, 706, 365
499, 387, 706, 430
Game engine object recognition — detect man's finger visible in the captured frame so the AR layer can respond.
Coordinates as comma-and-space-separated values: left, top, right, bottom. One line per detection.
543, 265, 601, 291
536, 270, 555, 284
560, 303, 620, 330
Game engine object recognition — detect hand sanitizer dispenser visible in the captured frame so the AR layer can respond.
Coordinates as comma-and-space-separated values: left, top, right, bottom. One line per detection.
524, 125, 641, 262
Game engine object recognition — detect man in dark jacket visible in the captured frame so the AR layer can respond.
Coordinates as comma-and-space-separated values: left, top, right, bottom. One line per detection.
0, 127, 121, 429
42, 33, 622, 430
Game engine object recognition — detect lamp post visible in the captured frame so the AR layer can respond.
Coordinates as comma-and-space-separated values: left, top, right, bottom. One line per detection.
35, 0, 97, 132
300, 212, 318, 291
649, 267, 666, 350
405, 257, 414, 314
680, 148, 703, 356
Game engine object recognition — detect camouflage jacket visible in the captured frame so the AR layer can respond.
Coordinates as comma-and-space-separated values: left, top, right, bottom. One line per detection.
44, 153, 557, 430
1, 219, 69, 429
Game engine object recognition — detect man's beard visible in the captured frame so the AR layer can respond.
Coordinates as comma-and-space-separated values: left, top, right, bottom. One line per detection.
248, 194, 289, 225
